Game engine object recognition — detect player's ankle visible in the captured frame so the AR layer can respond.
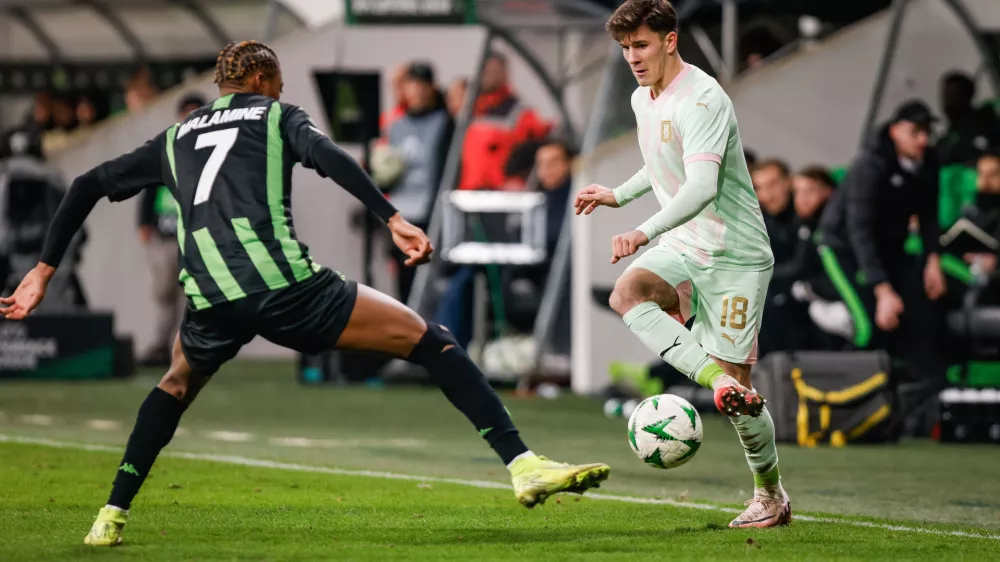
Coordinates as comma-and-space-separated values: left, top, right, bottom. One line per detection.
708, 372, 740, 392
505, 451, 537, 471
753, 483, 787, 502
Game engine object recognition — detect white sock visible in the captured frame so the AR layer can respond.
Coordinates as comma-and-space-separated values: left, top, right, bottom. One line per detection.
731, 408, 785, 501
104, 504, 128, 515
506, 450, 536, 470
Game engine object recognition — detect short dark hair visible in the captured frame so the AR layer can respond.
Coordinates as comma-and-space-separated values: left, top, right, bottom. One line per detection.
942, 70, 975, 100
606, 0, 678, 43
178, 94, 206, 113
795, 165, 836, 189
979, 146, 1000, 163
540, 137, 577, 160
752, 158, 790, 178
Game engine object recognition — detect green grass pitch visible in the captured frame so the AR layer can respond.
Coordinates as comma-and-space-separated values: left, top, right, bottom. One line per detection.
1, 361, 999, 561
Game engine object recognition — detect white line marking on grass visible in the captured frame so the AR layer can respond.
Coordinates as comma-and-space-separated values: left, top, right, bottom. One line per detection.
205, 431, 254, 442
86, 419, 121, 431
1, 434, 997, 541
18, 415, 54, 426
270, 437, 427, 449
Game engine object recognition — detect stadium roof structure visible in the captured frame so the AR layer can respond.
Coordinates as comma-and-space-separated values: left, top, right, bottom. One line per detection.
0, 0, 327, 62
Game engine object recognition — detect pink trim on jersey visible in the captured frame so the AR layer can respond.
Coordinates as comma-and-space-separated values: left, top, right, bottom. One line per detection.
649, 62, 692, 107
661, 63, 692, 99
683, 152, 721, 165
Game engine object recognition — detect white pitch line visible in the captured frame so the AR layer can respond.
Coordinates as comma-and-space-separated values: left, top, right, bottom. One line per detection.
86, 419, 121, 431
269, 436, 427, 449
204, 431, 254, 443
17, 415, 54, 426
0, 434, 997, 542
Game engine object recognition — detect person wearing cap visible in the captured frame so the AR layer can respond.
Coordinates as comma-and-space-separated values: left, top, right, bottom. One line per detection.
136, 94, 207, 366
384, 62, 454, 302
816, 100, 946, 380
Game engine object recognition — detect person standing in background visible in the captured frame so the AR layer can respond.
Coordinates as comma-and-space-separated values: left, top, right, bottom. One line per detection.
385, 63, 454, 302
817, 100, 946, 382
136, 94, 205, 366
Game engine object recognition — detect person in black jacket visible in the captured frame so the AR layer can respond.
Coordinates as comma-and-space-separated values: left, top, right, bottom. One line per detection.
817, 100, 947, 381
751, 158, 804, 355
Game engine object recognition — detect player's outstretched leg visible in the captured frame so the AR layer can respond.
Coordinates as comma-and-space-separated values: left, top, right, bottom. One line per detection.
610, 269, 763, 416
85, 335, 211, 546
714, 358, 790, 529
335, 285, 610, 507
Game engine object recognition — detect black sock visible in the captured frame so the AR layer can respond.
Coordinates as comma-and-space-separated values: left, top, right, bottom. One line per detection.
108, 387, 186, 510
409, 326, 530, 465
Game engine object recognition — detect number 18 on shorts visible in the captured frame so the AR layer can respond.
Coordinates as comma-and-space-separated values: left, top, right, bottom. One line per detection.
627, 244, 772, 365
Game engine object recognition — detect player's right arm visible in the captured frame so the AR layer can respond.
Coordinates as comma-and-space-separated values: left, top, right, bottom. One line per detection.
1, 134, 167, 320
279, 103, 431, 266
574, 167, 651, 215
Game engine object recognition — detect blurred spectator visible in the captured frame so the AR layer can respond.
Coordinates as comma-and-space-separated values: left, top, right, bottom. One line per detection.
125, 68, 159, 114
384, 62, 454, 302
502, 140, 542, 190
817, 100, 946, 383
28, 91, 55, 136
41, 94, 79, 155
744, 148, 758, 167
936, 71, 1000, 167
953, 149, 1000, 304
434, 137, 573, 347
505, 138, 575, 335
752, 159, 806, 355
76, 96, 98, 129
380, 64, 409, 135
458, 53, 552, 191
0, 131, 87, 310
782, 166, 841, 350
533, 139, 574, 264
135, 94, 205, 366
446, 78, 468, 118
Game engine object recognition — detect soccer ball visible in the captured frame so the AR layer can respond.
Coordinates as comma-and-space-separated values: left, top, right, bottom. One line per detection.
627, 394, 703, 469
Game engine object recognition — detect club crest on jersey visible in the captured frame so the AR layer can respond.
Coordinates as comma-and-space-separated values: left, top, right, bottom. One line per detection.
660, 121, 672, 143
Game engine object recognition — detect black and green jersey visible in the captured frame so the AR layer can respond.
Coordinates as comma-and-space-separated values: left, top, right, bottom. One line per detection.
82, 93, 397, 309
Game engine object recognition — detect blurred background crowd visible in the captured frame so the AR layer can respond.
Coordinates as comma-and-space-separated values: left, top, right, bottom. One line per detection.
2, 0, 1000, 413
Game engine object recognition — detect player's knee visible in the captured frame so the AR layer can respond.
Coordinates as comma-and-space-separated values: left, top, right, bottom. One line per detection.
157, 369, 192, 401
610, 280, 650, 317
407, 323, 459, 365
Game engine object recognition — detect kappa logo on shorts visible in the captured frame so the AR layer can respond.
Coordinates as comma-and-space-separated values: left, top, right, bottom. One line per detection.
660, 121, 672, 142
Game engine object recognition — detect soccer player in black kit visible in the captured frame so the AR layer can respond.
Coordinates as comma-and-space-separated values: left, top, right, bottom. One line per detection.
0, 41, 609, 547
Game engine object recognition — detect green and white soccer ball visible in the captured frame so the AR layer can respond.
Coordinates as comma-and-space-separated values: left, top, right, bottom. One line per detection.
627, 394, 703, 469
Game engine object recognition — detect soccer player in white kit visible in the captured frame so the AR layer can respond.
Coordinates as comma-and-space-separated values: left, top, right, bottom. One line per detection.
575, 0, 791, 529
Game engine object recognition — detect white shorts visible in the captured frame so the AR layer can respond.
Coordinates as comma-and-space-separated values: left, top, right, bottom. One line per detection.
626, 244, 772, 364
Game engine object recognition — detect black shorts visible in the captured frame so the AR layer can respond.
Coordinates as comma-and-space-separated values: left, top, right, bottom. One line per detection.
179, 267, 358, 375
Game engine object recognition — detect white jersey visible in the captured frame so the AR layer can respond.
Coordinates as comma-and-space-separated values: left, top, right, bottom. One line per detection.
631, 62, 772, 270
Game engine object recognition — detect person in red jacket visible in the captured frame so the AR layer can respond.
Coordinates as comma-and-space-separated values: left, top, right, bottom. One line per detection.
459, 53, 552, 191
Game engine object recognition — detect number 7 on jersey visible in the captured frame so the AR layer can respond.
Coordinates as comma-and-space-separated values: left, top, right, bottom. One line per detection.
193, 128, 239, 205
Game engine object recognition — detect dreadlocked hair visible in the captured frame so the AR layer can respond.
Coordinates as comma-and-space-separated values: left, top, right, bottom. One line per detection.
214, 40, 279, 85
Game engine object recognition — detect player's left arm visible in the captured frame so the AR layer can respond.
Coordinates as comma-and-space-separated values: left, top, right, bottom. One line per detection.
633, 89, 727, 242
280, 104, 431, 265
1, 134, 166, 319
280, 103, 398, 224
